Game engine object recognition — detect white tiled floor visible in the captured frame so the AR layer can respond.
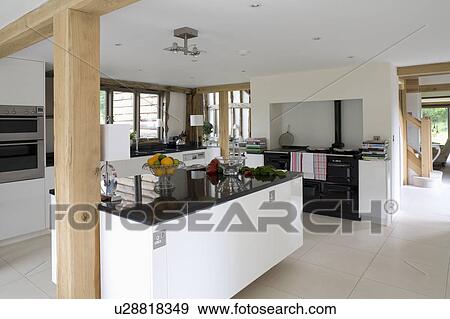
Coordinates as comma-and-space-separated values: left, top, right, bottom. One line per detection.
236, 170, 450, 299
0, 234, 54, 299
2, 167, 450, 299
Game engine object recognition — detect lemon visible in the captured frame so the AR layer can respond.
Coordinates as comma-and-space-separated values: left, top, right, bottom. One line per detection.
161, 157, 174, 167
154, 168, 164, 176
148, 154, 160, 166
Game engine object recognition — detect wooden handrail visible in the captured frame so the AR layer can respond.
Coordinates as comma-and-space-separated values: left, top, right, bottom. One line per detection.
406, 113, 422, 128
407, 145, 419, 156
407, 148, 422, 175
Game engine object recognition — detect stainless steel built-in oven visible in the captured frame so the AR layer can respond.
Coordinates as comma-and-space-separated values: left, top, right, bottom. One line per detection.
0, 105, 44, 142
0, 105, 45, 183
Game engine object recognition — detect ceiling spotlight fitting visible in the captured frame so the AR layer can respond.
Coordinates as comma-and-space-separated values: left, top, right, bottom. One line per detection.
250, 3, 263, 8
312, 37, 321, 41
347, 56, 355, 59
114, 43, 123, 46
239, 49, 250, 56
164, 27, 206, 58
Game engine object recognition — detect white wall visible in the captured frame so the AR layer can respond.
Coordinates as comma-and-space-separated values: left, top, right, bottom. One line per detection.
251, 62, 401, 202
166, 92, 186, 137
270, 99, 363, 149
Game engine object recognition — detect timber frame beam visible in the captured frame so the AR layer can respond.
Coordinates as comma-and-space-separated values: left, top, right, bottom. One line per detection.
0, 0, 142, 58
195, 82, 250, 95
398, 62, 450, 79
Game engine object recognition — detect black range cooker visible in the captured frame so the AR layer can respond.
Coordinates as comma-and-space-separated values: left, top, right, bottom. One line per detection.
263, 148, 361, 221
303, 153, 360, 221
264, 100, 361, 220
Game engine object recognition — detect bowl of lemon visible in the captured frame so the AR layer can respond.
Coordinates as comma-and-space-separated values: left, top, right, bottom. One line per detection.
142, 153, 184, 176
142, 153, 184, 193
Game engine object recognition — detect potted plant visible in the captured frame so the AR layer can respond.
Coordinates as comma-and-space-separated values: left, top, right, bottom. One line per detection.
202, 121, 213, 145
129, 130, 137, 146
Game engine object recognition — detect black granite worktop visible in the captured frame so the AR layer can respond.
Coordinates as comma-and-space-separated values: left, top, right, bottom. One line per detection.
130, 144, 208, 158
99, 169, 302, 226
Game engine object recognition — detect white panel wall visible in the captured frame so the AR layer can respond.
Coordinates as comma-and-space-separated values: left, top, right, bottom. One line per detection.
406, 93, 421, 151
251, 63, 395, 148
271, 99, 363, 149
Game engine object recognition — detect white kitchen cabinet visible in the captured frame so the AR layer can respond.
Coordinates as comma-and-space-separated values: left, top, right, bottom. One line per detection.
359, 160, 392, 226
99, 177, 303, 298
245, 153, 264, 168
0, 179, 46, 240
0, 57, 45, 106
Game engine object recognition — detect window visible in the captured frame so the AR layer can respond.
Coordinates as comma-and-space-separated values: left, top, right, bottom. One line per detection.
229, 90, 251, 140
205, 90, 251, 142
112, 91, 135, 128
100, 90, 107, 124
100, 89, 162, 141
206, 93, 220, 138
422, 107, 449, 145
139, 93, 160, 139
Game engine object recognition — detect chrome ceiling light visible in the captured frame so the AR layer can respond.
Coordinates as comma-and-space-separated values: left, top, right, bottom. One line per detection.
164, 27, 206, 58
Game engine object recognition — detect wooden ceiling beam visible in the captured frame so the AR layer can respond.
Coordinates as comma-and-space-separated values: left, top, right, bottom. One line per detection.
398, 62, 450, 78
100, 78, 193, 95
420, 83, 450, 93
195, 82, 250, 94
0, 0, 141, 58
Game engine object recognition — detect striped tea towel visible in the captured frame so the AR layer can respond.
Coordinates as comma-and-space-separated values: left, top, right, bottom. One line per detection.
313, 153, 327, 181
302, 153, 314, 179
290, 152, 302, 172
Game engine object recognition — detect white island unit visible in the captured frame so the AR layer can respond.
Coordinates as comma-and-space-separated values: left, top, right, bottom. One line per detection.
99, 171, 303, 298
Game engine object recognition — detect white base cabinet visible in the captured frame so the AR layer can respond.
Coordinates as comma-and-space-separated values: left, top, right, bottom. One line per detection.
100, 177, 303, 298
0, 179, 46, 241
359, 160, 392, 226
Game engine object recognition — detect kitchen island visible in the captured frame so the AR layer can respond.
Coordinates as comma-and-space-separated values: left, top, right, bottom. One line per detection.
99, 169, 303, 298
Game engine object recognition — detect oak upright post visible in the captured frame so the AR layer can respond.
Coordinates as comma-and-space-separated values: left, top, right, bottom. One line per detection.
53, 8, 101, 299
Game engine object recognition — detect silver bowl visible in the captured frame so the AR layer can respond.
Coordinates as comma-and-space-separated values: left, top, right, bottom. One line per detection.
216, 156, 246, 176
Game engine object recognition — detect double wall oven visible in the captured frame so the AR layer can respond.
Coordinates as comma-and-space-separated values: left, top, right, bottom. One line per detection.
0, 105, 45, 183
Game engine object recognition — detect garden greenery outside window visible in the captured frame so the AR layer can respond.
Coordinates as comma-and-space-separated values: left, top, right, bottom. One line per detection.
421, 97, 450, 146
422, 107, 449, 145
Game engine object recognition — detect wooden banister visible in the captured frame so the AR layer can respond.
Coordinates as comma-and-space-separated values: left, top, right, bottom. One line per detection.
406, 113, 422, 128
407, 148, 422, 175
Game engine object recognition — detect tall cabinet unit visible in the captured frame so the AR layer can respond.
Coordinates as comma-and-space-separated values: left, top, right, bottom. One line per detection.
358, 160, 393, 226
0, 57, 47, 242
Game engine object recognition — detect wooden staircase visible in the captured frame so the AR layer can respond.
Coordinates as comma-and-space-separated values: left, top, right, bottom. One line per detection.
405, 113, 433, 179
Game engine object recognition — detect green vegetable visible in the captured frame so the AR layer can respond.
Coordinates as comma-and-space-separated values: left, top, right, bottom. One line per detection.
239, 165, 286, 179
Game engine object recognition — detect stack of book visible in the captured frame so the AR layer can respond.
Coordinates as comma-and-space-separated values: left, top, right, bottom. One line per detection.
246, 138, 267, 154
361, 140, 389, 160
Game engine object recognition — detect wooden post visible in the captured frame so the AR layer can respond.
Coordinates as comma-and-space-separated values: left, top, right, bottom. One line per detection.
421, 117, 433, 178
219, 91, 229, 156
398, 81, 408, 185
53, 8, 101, 299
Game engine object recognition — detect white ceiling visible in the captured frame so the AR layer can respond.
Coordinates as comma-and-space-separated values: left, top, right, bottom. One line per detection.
2, 0, 450, 88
